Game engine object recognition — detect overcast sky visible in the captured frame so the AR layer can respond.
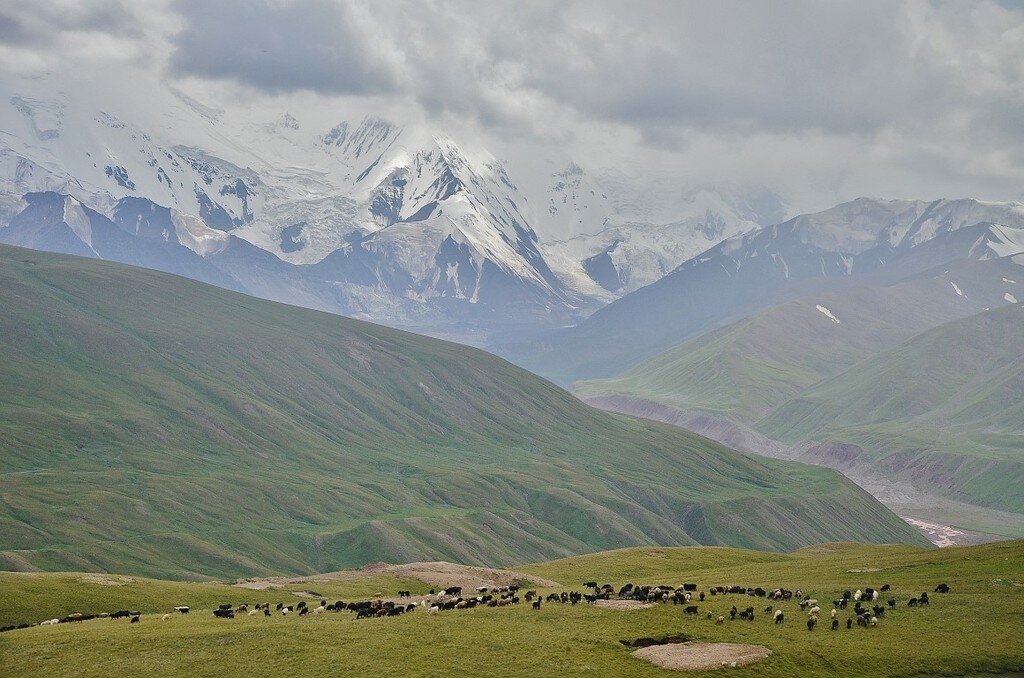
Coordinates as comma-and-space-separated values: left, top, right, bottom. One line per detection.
2, 0, 1023, 210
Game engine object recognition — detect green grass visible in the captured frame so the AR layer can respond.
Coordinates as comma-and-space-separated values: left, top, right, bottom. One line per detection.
0, 540, 1021, 676
0, 244, 926, 580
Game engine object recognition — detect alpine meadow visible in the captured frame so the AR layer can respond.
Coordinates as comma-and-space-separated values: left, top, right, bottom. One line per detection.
2, 2, 1023, 677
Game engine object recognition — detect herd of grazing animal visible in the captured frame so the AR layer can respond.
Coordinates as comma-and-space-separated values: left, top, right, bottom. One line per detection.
0, 579, 952, 635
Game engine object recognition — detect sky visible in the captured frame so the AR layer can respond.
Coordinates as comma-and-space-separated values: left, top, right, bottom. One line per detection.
1, 0, 1023, 211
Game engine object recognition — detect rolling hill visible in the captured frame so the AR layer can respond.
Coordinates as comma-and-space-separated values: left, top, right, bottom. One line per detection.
758, 301, 1024, 514
0, 244, 927, 580
578, 256, 1023, 421
577, 256, 1024, 537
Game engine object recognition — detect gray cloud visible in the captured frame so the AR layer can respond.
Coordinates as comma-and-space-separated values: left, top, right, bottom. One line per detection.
3, 0, 1023, 206
169, 0, 399, 95
164, 1, 1024, 146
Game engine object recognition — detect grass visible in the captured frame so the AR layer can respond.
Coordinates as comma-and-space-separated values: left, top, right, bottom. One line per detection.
0, 540, 1021, 676
0, 244, 926, 580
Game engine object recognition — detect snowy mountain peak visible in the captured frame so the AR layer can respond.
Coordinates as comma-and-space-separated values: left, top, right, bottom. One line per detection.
322, 115, 402, 163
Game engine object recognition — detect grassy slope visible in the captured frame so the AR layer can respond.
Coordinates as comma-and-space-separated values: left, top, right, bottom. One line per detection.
575, 261, 1011, 420
758, 303, 1024, 513
578, 260, 1024, 516
0, 541, 1020, 677
0, 245, 925, 579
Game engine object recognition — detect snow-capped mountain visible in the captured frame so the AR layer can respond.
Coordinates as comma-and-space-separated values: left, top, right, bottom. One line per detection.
542, 183, 786, 295
0, 71, 788, 339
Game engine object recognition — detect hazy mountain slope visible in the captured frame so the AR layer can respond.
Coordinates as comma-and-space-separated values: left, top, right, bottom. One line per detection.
755, 301, 1024, 514
0, 245, 925, 579
576, 256, 1024, 421
501, 198, 1024, 384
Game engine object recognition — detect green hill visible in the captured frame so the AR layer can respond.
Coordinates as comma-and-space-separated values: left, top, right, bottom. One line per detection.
576, 259, 1024, 531
758, 302, 1024, 513
576, 258, 1019, 421
0, 540, 1021, 677
0, 245, 926, 579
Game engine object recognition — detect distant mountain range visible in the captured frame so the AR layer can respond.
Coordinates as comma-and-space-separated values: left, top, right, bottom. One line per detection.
505, 197, 1024, 383
563, 199, 1024, 542
0, 75, 783, 342
0, 244, 925, 578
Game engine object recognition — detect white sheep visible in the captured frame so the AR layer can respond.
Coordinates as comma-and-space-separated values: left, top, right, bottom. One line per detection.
872, 590, 879, 601
40, 619, 59, 626
248, 609, 258, 617
830, 608, 837, 619
427, 606, 439, 614
313, 606, 325, 615
808, 606, 820, 617
162, 613, 172, 621
870, 616, 878, 627
854, 589, 862, 601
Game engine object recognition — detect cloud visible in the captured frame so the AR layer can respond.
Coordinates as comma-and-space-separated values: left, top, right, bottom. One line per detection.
2, 0, 1024, 207
168, 0, 400, 95
0, 0, 173, 72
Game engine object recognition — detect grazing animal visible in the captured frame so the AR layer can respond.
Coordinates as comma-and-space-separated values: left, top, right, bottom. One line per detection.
218, 604, 232, 611
935, 583, 950, 594
716, 616, 724, 625
174, 606, 190, 614
213, 609, 235, 619
130, 616, 140, 624
263, 608, 271, 617
846, 618, 853, 629
831, 618, 839, 631
532, 600, 541, 610
162, 613, 172, 621
881, 584, 891, 592
807, 616, 817, 631
870, 616, 878, 627
40, 619, 59, 626
684, 606, 699, 615
773, 610, 784, 624
908, 598, 919, 607
888, 599, 897, 610
920, 592, 930, 606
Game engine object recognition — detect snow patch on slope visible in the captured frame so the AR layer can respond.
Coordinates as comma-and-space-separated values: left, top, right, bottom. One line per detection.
815, 304, 840, 324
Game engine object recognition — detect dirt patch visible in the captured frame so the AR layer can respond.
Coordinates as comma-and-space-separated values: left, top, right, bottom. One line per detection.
78, 574, 134, 586
633, 642, 772, 671
388, 562, 560, 590
235, 562, 559, 592
594, 599, 656, 611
